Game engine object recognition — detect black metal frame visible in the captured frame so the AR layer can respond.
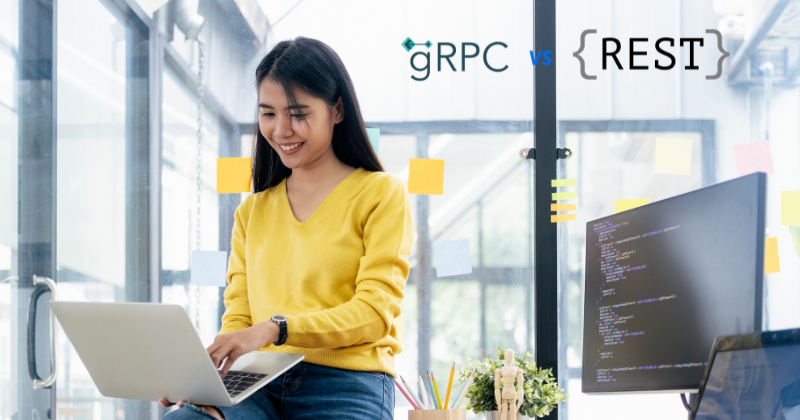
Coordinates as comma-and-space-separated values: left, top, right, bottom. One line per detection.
534, 3, 560, 419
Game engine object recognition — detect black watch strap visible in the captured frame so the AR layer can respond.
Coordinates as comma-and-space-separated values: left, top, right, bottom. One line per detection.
271, 315, 288, 346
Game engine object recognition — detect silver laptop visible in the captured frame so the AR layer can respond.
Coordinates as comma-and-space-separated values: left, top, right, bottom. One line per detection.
50, 301, 304, 407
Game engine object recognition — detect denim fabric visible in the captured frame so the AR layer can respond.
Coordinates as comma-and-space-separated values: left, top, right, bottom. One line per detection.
163, 362, 394, 420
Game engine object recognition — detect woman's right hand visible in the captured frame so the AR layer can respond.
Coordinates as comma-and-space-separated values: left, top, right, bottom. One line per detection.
158, 398, 223, 420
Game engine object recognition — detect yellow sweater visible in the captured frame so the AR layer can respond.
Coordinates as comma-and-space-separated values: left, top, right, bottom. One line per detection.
220, 168, 414, 377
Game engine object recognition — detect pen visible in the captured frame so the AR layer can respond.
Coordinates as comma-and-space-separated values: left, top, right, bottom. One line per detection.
444, 362, 455, 409
418, 374, 431, 409
401, 375, 425, 410
394, 377, 419, 409
452, 371, 476, 409
431, 372, 443, 409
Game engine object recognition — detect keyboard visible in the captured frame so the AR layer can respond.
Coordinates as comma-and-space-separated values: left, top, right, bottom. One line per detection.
221, 370, 269, 397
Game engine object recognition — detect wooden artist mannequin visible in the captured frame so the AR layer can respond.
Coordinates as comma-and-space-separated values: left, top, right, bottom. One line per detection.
495, 349, 524, 420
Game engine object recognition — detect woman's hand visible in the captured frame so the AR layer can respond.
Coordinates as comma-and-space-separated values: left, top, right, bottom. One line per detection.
208, 321, 279, 377
157, 399, 223, 420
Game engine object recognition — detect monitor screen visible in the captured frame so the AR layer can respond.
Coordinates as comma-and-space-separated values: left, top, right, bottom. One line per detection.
582, 173, 766, 393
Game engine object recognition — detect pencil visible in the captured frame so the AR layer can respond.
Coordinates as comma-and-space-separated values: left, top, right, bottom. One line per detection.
453, 371, 476, 409
428, 373, 438, 409
401, 375, 425, 410
444, 362, 455, 409
449, 379, 467, 409
431, 372, 443, 409
394, 377, 419, 409
418, 374, 431, 409
425, 373, 436, 409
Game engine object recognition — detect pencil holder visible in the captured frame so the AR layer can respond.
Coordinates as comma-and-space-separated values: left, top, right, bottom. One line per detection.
408, 408, 466, 420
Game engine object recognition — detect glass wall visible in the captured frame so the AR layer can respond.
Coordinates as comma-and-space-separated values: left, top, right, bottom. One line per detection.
556, 1, 800, 419
0, 0, 18, 417
55, 0, 132, 417
161, 63, 223, 346
265, 2, 535, 418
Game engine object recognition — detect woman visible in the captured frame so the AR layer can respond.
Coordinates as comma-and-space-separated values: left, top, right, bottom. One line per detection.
161, 37, 413, 419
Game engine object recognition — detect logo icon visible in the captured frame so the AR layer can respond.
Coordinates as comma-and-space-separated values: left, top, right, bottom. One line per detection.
401, 37, 432, 52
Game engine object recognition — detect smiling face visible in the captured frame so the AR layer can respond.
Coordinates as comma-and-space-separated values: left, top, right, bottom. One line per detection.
258, 78, 344, 170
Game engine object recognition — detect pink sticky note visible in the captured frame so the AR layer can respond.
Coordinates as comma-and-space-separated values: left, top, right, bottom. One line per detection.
734, 141, 774, 176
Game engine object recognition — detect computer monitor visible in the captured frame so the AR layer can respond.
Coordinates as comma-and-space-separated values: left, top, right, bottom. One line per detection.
582, 173, 766, 393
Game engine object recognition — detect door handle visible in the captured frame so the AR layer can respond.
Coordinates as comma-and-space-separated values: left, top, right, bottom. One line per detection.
27, 275, 59, 388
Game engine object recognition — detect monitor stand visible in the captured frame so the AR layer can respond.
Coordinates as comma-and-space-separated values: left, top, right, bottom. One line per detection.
681, 393, 698, 417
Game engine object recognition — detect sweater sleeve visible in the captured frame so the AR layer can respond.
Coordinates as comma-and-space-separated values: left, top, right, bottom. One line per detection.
285, 175, 414, 348
219, 204, 253, 335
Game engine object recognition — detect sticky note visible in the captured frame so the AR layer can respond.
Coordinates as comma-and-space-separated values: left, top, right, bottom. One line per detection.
433, 239, 472, 277
764, 237, 780, 274
790, 227, 800, 259
615, 199, 651, 214
408, 158, 445, 195
782, 191, 800, 226
191, 251, 229, 287
217, 157, 252, 193
551, 214, 576, 223
551, 203, 576, 211
552, 192, 577, 200
734, 141, 774, 176
654, 137, 692, 175
366, 128, 380, 153
551, 179, 577, 187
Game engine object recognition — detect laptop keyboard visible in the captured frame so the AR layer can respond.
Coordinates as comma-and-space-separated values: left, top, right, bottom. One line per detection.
221, 370, 269, 397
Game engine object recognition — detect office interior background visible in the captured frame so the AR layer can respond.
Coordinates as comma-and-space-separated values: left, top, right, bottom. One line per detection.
1, 0, 799, 419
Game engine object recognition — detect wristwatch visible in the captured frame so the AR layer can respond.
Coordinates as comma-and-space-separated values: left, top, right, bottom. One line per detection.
270, 315, 288, 346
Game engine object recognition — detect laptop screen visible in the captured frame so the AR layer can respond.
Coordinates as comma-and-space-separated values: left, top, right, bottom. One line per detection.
695, 344, 800, 420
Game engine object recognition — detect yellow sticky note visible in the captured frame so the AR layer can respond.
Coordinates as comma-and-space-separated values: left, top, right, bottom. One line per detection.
551, 179, 577, 187
408, 158, 445, 195
654, 137, 692, 175
615, 199, 651, 214
765, 237, 780, 274
782, 191, 800, 226
552, 192, 577, 201
217, 157, 252, 193
551, 203, 576, 211
551, 214, 576, 223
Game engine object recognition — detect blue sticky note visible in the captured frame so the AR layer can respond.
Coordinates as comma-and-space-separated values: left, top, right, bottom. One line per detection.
366, 128, 380, 153
434, 239, 472, 277
191, 251, 228, 287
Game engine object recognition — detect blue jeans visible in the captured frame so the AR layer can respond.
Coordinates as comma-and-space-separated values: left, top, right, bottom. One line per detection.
163, 362, 395, 420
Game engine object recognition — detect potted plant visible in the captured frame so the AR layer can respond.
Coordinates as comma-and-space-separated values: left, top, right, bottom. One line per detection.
456, 348, 567, 419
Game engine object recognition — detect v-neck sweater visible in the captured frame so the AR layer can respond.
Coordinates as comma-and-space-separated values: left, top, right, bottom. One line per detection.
220, 168, 414, 376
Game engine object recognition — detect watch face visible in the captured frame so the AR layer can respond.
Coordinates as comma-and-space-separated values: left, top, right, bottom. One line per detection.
273, 315, 287, 322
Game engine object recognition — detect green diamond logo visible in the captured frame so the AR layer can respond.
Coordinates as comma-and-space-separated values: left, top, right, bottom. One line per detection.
424, 40, 432, 49
401, 37, 415, 52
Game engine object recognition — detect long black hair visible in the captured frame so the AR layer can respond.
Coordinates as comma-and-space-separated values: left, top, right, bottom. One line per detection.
251, 37, 383, 193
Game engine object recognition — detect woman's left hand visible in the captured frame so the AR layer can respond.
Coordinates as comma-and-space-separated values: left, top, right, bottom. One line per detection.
208, 321, 279, 377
